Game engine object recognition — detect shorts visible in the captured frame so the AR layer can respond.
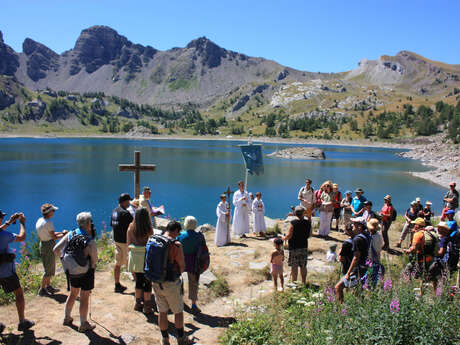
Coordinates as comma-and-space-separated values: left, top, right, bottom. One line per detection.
0, 273, 20, 293
69, 269, 94, 291
271, 263, 283, 275
288, 248, 308, 268
40, 239, 56, 277
152, 279, 184, 314
333, 208, 341, 219
135, 273, 152, 293
115, 242, 129, 267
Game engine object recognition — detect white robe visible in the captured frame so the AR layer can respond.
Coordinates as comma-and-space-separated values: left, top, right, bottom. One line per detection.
215, 201, 231, 247
232, 190, 250, 235
252, 199, 266, 233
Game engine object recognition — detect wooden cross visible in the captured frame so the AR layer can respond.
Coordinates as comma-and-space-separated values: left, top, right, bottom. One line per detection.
224, 185, 234, 214
118, 151, 156, 198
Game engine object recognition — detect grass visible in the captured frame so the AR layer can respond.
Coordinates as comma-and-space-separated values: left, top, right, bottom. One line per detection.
208, 272, 231, 297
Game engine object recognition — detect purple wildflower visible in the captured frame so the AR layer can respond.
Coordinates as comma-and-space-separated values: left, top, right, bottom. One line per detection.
341, 308, 348, 316
324, 287, 335, 303
365, 258, 372, 267
384, 279, 393, 291
436, 287, 442, 297
390, 298, 400, 313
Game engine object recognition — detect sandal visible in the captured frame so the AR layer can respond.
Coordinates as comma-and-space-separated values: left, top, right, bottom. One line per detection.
63, 317, 73, 326
78, 321, 95, 333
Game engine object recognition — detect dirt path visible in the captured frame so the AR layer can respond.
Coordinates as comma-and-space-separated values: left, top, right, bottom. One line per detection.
1, 225, 403, 345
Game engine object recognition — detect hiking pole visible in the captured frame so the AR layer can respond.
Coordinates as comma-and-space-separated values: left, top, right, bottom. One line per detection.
88, 291, 119, 339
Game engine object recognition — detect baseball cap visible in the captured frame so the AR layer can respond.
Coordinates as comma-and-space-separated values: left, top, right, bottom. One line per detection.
118, 193, 132, 203
450, 182, 456, 187
411, 217, 425, 226
143, 186, 151, 192
425, 201, 432, 205
415, 197, 421, 202
0, 210, 6, 218
294, 205, 305, 213
355, 188, 364, 193
41, 203, 58, 215
445, 209, 455, 215
384, 195, 392, 201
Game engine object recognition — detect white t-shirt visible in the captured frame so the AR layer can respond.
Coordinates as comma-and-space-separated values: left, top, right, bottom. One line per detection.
36, 217, 55, 242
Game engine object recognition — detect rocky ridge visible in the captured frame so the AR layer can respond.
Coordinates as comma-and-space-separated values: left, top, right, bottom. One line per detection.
267, 146, 326, 160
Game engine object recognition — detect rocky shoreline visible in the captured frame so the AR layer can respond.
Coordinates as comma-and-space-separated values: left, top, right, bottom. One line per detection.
398, 134, 459, 187
267, 147, 325, 160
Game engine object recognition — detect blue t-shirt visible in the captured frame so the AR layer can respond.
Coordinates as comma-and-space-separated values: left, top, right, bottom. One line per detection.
447, 220, 458, 234
352, 196, 367, 213
0, 231, 17, 278
177, 230, 202, 255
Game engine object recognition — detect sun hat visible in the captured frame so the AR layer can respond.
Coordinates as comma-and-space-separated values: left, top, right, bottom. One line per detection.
367, 218, 381, 232
384, 195, 392, 201
411, 217, 425, 226
41, 203, 58, 216
118, 193, 132, 203
450, 182, 456, 187
332, 183, 338, 188
143, 186, 151, 192
425, 201, 432, 205
410, 200, 417, 206
184, 215, 197, 230
437, 221, 449, 230
364, 200, 373, 206
294, 205, 305, 215
415, 197, 421, 202
355, 188, 364, 193
345, 190, 352, 195
445, 209, 455, 215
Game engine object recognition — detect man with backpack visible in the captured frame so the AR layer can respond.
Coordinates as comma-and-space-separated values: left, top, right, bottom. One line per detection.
335, 219, 369, 303
145, 220, 192, 345
442, 182, 458, 220
111, 193, 134, 293
53, 212, 97, 332
403, 217, 438, 296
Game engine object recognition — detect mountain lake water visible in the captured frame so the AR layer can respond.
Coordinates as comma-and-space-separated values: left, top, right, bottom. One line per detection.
0, 137, 446, 240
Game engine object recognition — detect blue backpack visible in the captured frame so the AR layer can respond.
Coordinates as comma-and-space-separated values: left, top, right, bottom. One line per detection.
144, 235, 180, 283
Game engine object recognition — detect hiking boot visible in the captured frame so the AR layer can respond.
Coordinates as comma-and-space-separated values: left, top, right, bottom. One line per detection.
17, 319, 35, 332
143, 300, 154, 315
0, 322, 5, 334
191, 304, 201, 314
78, 321, 96, 333
177, 335, 194, 345
37, 288, 50, 297
162, 338, 171, 345
134, 299, 143, 312
114, 283, 127, 293
46, 285, 59, 294
63, 317, 73, 326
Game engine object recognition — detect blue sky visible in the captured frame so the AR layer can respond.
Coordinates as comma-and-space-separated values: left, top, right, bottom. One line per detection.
1, 0, 459, 72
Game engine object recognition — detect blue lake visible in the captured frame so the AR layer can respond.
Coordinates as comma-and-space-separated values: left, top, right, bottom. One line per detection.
0, 138, 446, 237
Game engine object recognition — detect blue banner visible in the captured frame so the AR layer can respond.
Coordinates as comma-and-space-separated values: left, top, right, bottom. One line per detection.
240, 144, 264, 176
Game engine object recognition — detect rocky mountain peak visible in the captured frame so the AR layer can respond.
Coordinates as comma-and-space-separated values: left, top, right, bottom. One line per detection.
0, 31, 3, 44
22, 38, 59, 82
186, 36, 227, 68
0, 31, 19, 76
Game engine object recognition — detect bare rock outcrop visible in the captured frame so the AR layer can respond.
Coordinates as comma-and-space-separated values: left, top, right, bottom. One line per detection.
267, 147, 325, 160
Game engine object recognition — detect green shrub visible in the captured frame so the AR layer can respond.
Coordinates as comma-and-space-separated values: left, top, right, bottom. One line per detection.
209, 274, 230, 297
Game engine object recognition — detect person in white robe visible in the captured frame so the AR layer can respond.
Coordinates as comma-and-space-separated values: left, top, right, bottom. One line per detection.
252, 192, 266, 236
232, 181, 251, 238
215, 194, 231, 246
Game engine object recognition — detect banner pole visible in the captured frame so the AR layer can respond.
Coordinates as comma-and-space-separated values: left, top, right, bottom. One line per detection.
244, 168, 249, 192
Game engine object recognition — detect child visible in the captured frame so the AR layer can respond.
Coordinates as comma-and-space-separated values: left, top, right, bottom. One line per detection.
270, 238, 285, 291
215, 194, 231, 247
252, 192, 267, 236
326, 243, 337, 262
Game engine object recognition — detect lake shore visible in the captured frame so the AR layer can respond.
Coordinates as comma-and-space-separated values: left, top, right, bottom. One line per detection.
1, 132, 457, 187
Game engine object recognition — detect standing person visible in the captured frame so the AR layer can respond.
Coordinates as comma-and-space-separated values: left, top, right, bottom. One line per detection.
367, 219, 384, 286
331, 184, 342, 231
396, 201, 418, 248
215, 194, 231, 247
341, 191, 353, 230
53, 212, 97, 332
177, 216, 206, 314
335, 220, 369, 303
0, 211, 35, 331
232, 181, 251, 238
152, 221, 192, 345
442, 182, 458, 220
380, 195, 395, 251
252, 192, 266, 237
110, 193, 134, 293
437, 221, 459, 273
338, 224, 354, 275
360, 201, 376, 223
414, 197, 423, 216
351, 188, 367, 217
36, 203, 67, 296
314, 185, 323, 216
127, 208, 154, 314
403, 218, 438, 296
139, 186, 164, 227
282, 206, 311, 285
298, 178, 315, 220
423, 201, 434, 226
270, 238, 285, 292
318, 182, 333, 238
128, 198, 139, 218
445, 209, 458, 234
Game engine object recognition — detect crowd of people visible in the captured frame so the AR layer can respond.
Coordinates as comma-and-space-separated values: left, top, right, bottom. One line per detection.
0, 177, 458, 343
